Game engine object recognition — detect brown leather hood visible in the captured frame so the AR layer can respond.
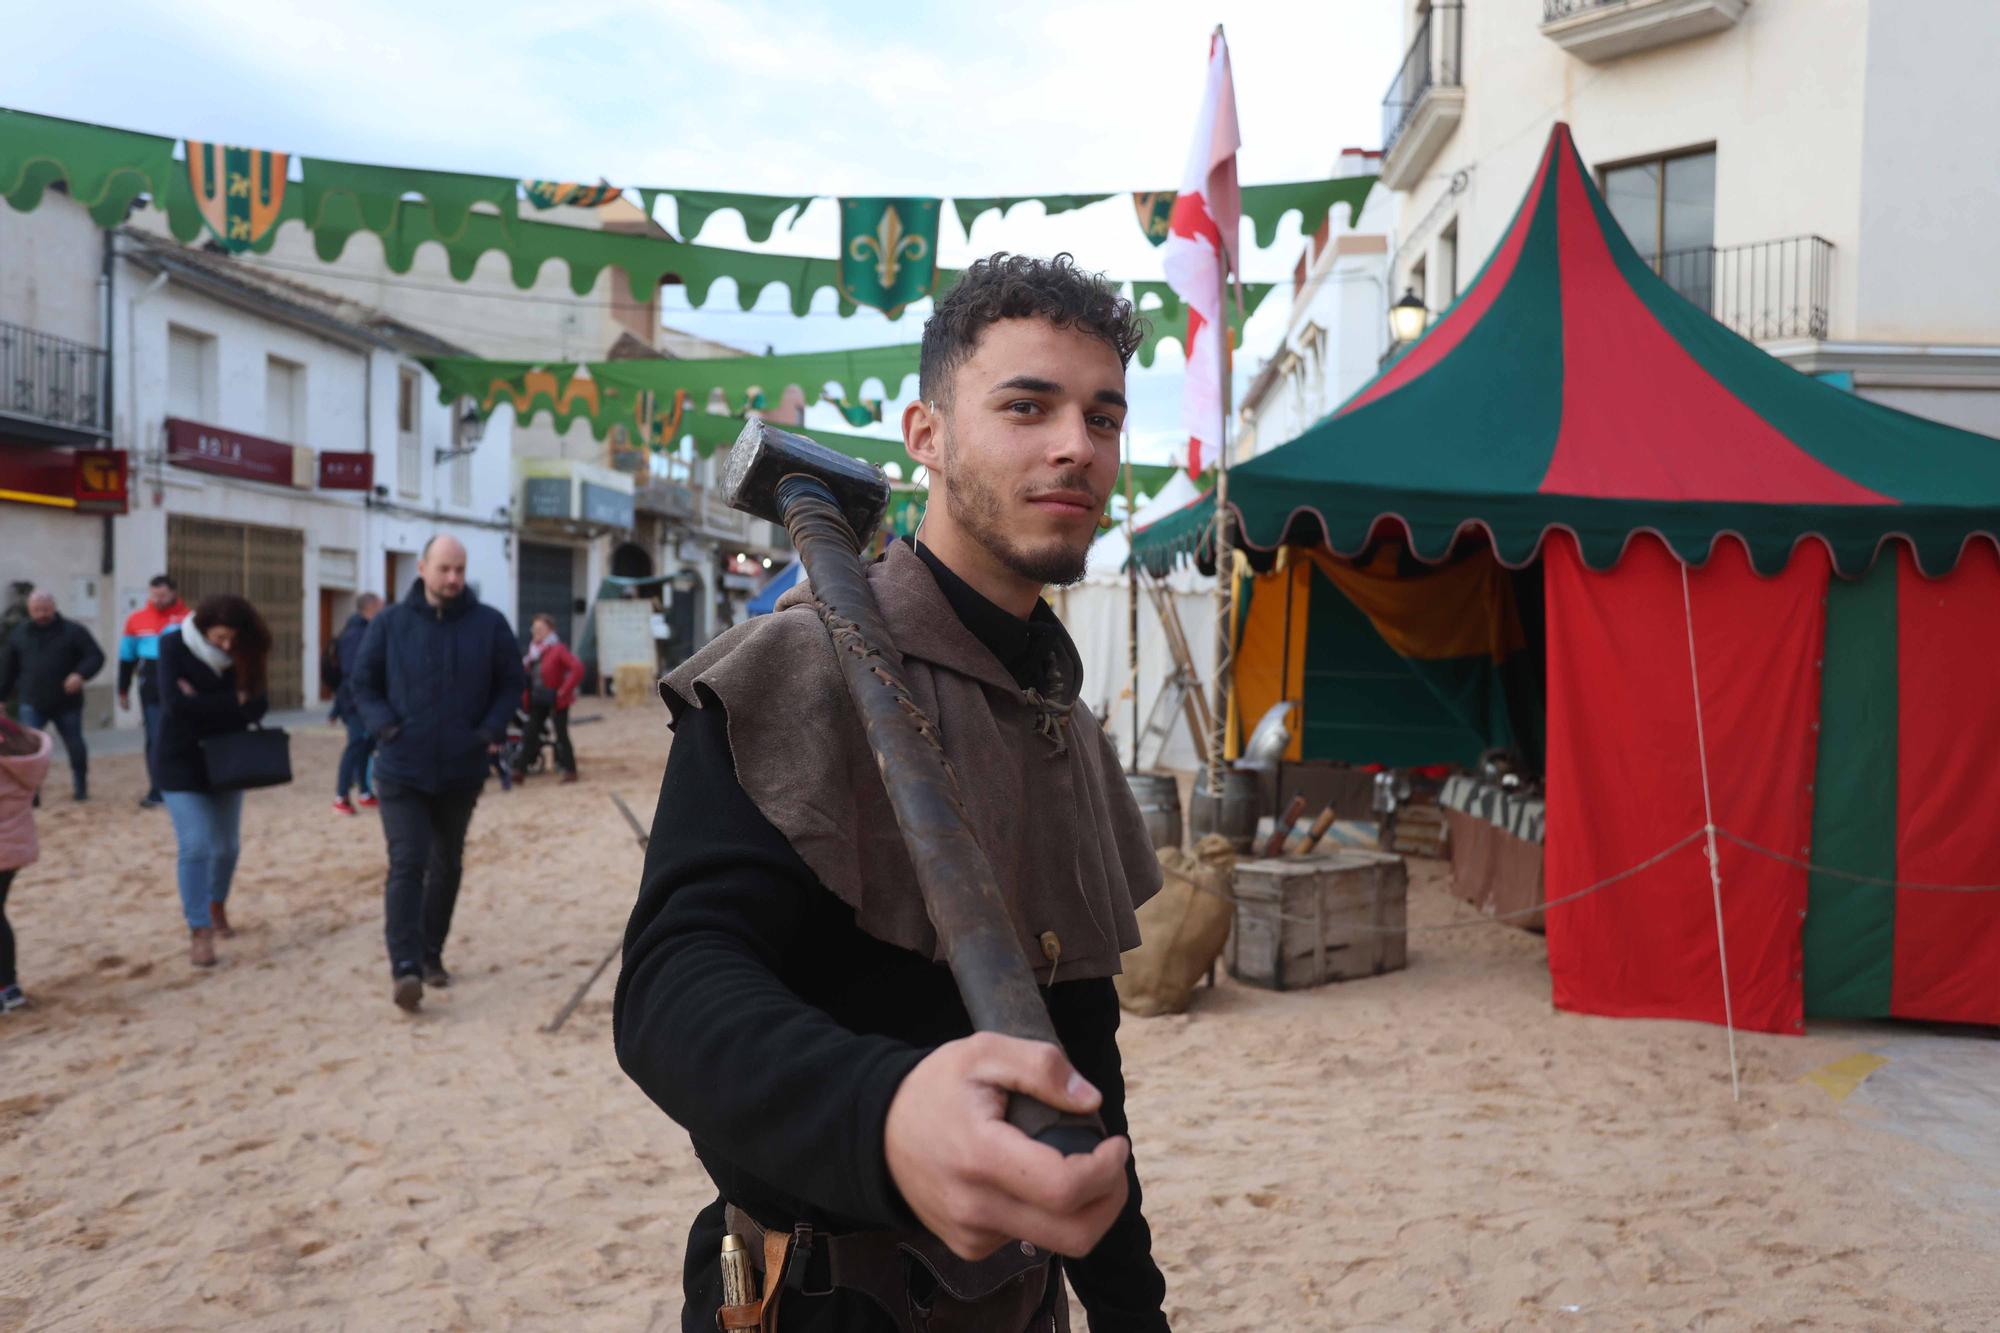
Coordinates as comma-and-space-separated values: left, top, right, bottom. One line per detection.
663, 542, 1159, 981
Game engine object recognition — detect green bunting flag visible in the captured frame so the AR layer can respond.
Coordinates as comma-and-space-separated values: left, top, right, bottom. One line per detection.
838, 198, 943, 317
1132, 191, 1174, 247
185, 142, 289, 252
523, 179, 623, 209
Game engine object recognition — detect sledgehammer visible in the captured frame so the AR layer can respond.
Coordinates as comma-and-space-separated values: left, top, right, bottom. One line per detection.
724, 419, 1103, 1157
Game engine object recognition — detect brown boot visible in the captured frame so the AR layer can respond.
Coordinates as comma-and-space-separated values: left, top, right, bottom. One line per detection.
190, 927, 217, 968
210, 902, 236, 939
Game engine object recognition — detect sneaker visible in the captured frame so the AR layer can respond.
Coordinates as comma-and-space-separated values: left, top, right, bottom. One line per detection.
0, 985, 26, 1012
332, 798, 357, 816
139, 794, 164, 809
558, 770, 578, 785
392, 973, 423, 1012
422, 963, 451, 989
355, 793, 379, 809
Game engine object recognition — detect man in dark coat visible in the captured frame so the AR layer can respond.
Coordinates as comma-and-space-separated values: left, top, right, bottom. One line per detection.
349, 537, 523, 1011
330, 591, 384, 815
0, 591, 105, 802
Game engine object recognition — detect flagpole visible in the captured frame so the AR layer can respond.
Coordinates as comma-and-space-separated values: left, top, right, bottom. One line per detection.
1206, 163, 1235, 798
1125, 444, 1141, 775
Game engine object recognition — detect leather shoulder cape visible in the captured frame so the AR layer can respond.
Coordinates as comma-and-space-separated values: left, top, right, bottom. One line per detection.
660, 541, 1160, 982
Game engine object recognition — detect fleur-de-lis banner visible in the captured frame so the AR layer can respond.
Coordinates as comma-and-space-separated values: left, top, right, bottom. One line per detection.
522, 179, 624, 210
185, 141, 290, 252
838, 198, 942, 317
1132, 190, 1175, 247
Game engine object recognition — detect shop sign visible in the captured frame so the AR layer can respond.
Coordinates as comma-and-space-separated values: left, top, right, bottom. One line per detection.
580, 480, 634, 531
165, 417, 305, 487
318, 451, 374, 490
0, 441, 128, 513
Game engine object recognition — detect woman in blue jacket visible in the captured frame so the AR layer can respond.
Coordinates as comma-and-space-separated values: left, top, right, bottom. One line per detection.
157, 596, 271, 968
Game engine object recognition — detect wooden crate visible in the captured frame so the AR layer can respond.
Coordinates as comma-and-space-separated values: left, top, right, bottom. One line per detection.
1387, 803, 1446, 858
1226, 850, 1408, 991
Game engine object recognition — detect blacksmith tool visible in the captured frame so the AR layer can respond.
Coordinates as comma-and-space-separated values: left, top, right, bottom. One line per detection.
724, 419, 1103, 1157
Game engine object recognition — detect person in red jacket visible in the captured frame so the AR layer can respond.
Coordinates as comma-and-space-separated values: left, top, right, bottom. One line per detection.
516, 613, 585, 784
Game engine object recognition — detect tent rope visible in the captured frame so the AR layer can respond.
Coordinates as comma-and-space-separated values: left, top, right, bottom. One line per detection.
1266, 824, 2000, 937
1680, 562, 1741, 1103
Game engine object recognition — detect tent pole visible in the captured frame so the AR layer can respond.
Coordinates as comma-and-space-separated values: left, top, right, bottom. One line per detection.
1680, 560, 1742, 1103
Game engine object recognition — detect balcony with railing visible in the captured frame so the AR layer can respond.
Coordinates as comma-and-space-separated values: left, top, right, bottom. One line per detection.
0, 319, 109, 444
1649, 235, 1832, 343
1541, 0, 1746, 63
1380, 3, 1465, 191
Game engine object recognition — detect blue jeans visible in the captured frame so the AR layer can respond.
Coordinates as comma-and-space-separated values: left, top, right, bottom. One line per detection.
337, 716, 376, 800
18, 704, 87, 799
141, 697, 163, 801
161, 789, 245, 930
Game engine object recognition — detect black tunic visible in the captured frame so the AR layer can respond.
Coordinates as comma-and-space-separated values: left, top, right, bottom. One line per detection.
613, 542, 1169, 1331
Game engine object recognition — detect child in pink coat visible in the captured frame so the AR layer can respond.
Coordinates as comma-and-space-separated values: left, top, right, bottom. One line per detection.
0, 715, 52, 1011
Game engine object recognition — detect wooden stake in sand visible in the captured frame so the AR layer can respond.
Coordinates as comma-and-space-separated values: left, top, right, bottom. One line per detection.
541, 792, 649, 1035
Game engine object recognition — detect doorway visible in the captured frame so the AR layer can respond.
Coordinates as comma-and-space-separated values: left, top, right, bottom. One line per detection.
167, 515, 306, 709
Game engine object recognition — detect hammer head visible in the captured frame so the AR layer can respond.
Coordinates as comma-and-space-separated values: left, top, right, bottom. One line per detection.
725, 419, 892, 543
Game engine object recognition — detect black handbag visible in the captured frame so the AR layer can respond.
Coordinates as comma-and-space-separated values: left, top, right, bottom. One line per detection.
200, 725, 293, 792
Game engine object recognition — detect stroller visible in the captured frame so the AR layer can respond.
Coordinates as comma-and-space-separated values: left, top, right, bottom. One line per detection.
498, 705, 550, 784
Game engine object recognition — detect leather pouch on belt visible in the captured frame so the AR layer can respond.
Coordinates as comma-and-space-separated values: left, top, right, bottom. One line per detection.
832, 1233, 1062, 1332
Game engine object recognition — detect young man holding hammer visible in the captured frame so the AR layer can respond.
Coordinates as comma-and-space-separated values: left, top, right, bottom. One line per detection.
615, 254, 1170, 1330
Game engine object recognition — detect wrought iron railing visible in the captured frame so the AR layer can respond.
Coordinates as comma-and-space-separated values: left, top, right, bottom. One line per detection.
1648, 235, 1833, 341
1383, 3, 1464, 158
0, 319, 108, 437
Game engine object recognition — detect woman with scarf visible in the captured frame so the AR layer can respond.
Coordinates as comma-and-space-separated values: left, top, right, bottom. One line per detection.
0, 714, 52, 1011
156, 595, 272, 967
515, 612, 585, 784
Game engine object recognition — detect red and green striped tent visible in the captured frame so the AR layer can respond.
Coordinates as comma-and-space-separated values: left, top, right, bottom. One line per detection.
1135, 124, 2000, 1033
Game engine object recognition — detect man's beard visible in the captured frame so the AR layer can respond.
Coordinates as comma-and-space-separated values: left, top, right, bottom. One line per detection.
939, 432, 1093, 589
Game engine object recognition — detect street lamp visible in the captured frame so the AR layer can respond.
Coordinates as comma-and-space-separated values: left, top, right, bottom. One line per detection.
1389, 287, 1430, 344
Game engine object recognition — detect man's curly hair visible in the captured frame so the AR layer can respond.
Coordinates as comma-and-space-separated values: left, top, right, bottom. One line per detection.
919, 253, 1146, 408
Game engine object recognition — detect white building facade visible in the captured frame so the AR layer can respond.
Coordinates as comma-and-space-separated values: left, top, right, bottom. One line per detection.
1236, 148, 1397, 459
1377, 0, 2000, 433
1, 188, 515, 726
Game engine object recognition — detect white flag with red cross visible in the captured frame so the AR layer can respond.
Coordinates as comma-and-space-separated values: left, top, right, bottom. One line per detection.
1161, 27, 1242, 479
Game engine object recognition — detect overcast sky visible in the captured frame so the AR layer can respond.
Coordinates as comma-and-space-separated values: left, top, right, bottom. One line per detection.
10, 1, 1401, 466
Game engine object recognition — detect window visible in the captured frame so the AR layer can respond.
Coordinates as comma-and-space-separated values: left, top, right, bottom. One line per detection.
449, 400, 473, 507
397, 367, 421, 498
1603, 147, 1716, 310
166, 325, 215, 421
265, 355, 303, 443
1409, 256, 1428, 313
1438, 221, 1459, 305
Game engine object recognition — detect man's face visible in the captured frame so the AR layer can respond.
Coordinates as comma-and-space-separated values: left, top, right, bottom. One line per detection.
420, 539, 468, 603
27, 594, 55, 626
148, 584, 176, 612
928, 318, 1125, 588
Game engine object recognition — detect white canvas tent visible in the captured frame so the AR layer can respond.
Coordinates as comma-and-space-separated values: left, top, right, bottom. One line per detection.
1055, 472, 1216, 774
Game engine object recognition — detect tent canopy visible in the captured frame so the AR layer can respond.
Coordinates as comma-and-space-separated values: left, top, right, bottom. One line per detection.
1135, 123, 2000, 580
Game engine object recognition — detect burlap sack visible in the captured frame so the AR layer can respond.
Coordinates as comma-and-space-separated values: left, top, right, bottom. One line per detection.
1115, 834, 1237, 1017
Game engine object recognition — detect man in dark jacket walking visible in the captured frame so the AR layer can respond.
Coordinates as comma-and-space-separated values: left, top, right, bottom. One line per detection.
0, 591, 106, 802
330, 592, 383, 815
349, 537, 523, 1011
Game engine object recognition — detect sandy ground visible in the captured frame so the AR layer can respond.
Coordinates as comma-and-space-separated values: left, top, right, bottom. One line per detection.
2, 710, 1997, 1331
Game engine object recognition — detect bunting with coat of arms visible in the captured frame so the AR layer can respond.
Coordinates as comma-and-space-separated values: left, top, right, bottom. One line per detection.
838, 198, 943, 318
523, 178, 624, 210
185, 141, 289, 252
1132, 191, 1175, 247
822, 392, 884, 428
